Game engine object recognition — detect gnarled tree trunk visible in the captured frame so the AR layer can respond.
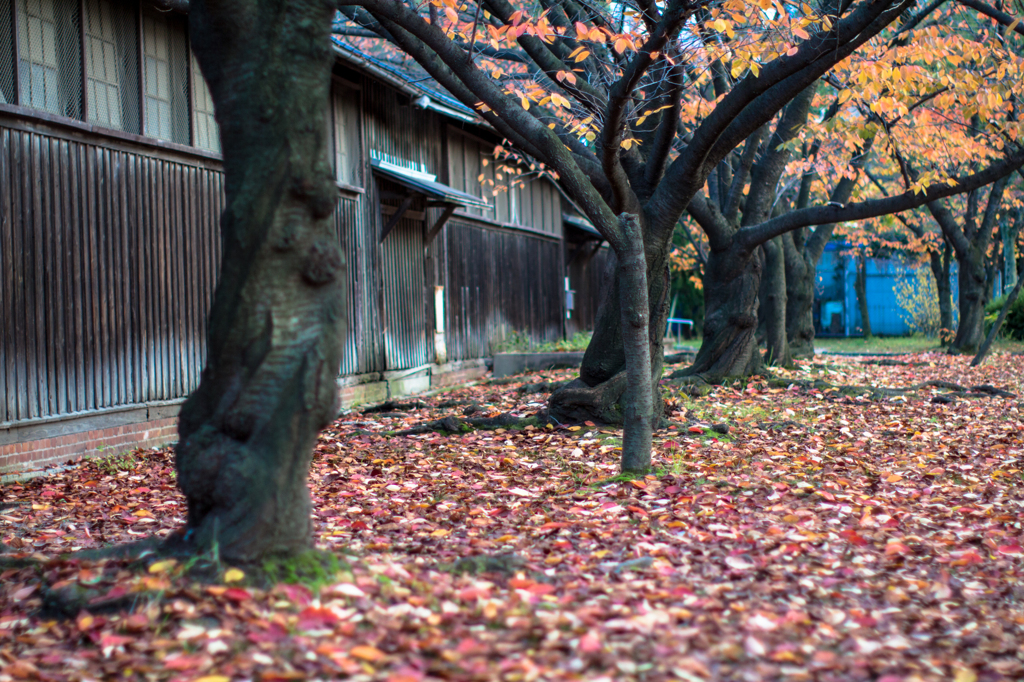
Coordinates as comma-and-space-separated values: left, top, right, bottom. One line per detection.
173, 0, 343, 562
675, 246, 763, 382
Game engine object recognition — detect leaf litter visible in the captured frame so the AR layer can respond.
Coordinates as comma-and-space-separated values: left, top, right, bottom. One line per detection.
0, 351, 1022, 681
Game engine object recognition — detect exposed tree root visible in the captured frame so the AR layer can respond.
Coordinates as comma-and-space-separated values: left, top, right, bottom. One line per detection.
436, 398, 479, 409
441, 553, 528, 577
361, 398, 480, 415
664, 351, 697, 365
769, 377, 1017, 401
390, 412, 545, 436
0, 553, 38, 568
361, 400, 430, 414
857, 359, 933, 367
42, 581, 158, 619
662, 374, 715, 397
518, 380, 568, 395
486, 376, 526, 386
548, 374, 628, 425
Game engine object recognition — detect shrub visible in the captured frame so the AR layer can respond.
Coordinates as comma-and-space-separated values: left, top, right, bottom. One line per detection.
894, 266, 950, 338
984, 289, 1024, 340
490, 329, 533, 353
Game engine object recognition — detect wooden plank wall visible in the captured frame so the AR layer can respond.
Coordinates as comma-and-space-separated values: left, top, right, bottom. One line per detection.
443, 220, 564, 360
568, 246, 611, 335
0, 124, 223, 425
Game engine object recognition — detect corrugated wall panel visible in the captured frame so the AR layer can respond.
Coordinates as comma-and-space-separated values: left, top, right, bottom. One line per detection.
0, 123, 224, 425
381, 216, 427, 370
334, 193, 381, 376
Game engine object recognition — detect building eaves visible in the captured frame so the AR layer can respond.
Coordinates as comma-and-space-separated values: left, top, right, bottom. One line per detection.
331, 39, 482, 126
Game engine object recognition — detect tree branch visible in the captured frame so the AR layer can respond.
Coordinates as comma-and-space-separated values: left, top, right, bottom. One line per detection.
735, 145, 1024, 248
723, 126, 767, 224
956, 0, 1024, 35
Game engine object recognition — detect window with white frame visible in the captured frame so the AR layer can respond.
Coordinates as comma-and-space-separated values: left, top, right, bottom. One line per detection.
84, 0, 121, 128
142, 8, 187, 144
191, 55, 219, 152
332, 83, 361, 187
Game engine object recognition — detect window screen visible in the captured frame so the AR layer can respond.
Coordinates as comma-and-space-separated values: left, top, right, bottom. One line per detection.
17, 0, 81, 118
0, 0, 14, 104
191, 55, 218, 152
142, 8, 188, 144
84, 0, 138, 133
332, 84, 361, 186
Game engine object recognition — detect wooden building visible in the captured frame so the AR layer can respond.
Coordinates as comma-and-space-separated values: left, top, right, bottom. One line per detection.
0, 0, 607, 475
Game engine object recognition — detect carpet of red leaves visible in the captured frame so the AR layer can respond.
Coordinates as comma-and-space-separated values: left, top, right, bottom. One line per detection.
1, 352, 1022, 682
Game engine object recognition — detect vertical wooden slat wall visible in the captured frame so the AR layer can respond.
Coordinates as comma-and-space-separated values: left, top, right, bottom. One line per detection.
443, 220, 563, 361
0, 123, 223, 425
568, 247, 611, 333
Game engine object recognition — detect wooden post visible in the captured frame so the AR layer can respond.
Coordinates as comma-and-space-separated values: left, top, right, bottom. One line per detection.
79, 0, 87, 122
185, 23, 194, 145
11, 0, 21, 105
137, 5, 145, 135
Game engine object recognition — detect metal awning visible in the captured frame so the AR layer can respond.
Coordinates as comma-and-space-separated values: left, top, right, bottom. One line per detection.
372, 158, 491, 244
563, 212, 603, 238
372, 158, 491, 210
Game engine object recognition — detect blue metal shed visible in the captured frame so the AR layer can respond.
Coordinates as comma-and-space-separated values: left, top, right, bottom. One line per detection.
814, 243, 959, 337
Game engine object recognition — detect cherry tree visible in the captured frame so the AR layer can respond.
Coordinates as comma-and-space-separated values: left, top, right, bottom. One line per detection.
336, 0, 1024, 473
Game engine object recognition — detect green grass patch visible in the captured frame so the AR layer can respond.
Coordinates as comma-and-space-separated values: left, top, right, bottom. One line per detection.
96, 452, 140, 474
257, 549, 345, 591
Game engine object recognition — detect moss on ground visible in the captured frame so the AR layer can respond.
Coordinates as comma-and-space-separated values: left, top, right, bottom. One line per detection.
256, 549, 345, 590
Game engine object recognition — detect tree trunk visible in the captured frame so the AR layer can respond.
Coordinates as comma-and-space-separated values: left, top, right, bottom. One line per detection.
616, 215, 653, 474
549, 228, 668, 426
949, 244, 988, 354
762, 237, 791, 366
854, 252, 872, 339
675, 246, 763, 383
783, 234, 817, 359
173, 0, 343, 563
929, 244, 954, 342
1003, 209, 1021, 292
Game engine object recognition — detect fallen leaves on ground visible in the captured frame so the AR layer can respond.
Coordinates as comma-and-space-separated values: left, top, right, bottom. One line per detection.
1, 351, 1022, 681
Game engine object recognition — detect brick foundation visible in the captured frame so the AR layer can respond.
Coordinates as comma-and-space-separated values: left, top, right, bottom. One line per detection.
1, 360, 491, 476
0, 418, 178, 476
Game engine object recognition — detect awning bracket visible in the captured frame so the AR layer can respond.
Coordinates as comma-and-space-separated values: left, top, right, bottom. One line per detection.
425, 204, 457, 244
380, 194, 415, 243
